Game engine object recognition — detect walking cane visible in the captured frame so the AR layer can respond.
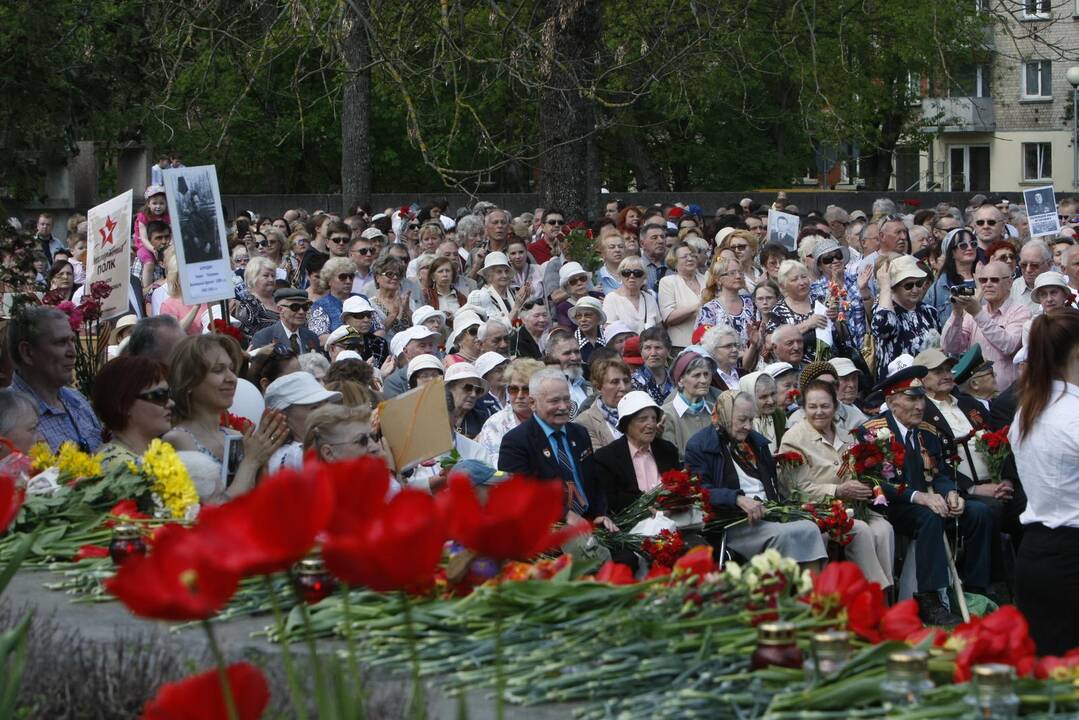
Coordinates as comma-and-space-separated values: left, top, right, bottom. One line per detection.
924, 449, 970, 623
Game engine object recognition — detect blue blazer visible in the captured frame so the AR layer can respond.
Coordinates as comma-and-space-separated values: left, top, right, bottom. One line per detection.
249, 321, 322, 354
497, 417, 605, 518
853, 410, 956, 503
684, 427, 781, 510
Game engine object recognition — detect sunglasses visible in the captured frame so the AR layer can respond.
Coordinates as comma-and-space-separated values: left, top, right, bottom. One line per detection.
380, 271, 401, 280
899, 279, 927, 291
818, 253, 842, 265
337, 273, 356, 282
973, 219, 998, 227
953, 240, 977, 251
329, 236, 350, 244
1019, 261, 1045, 269
351, 311, 374, 319
546, 219, 565, 226
621, 269, 646, 278
137, 388, 172, 407
729, 243, 749, 251
329, 432, 381, 448
282, 302, 312, 312
994, 253, 1015, 263
567, 275, 588, 284
353, 247, 375, 255
507, 384, 530, 396
522, 299, 545, 311
976, 276, 1008, 284
254, 240, 270, 248
459, 383, 484, 395
407, 223, 420, 230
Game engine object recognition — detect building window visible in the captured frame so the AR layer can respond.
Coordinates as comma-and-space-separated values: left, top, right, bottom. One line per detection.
1023, 60, 1052, 98
1023, 142, 1052, 181
1023, 0, 1051, 17
951, 64, 991, 97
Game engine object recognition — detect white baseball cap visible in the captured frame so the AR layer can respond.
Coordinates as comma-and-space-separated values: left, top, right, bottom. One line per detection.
616, 390, 661, 430
264, 372, 342, 410
341, 296, 376, 316
444, 361, 485, 386
764, 362, 796, 379
390, 325, 440, 358
360, 227, 386, 241
412, 305, 446, 327
334, 350, 363, 362
887, 353, 915, 376
475, 351, 509, 378
603, 321, 634, 345
559, 261, 589, 288
407, 354, 444, 381
828, 357, 859, 378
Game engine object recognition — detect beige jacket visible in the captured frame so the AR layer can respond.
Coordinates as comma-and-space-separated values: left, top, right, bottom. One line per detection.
777, 419, 852, 500
575, 401, 618, 453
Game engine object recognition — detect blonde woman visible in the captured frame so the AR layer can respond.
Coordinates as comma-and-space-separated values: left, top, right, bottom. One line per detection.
718, 229, 761, 289
232, 256, 280, 339
160, 254, 210, 335
603, 255, 661, 333
658, 242, 706, 349
698, 257, 756, 346
765, 259, 828, 363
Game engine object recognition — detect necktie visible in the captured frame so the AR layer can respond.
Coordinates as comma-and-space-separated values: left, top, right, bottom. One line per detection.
289, 333, 301, 355
552, 430, 587, 514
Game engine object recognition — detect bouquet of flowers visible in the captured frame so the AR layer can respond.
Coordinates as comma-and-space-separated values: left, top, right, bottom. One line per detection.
973, 425, 1011, 483
655, 470, 714, 525
774, 450, 804, 493
562, 225, 601, 272
803, 499, 855, 546
724, 548, 813, 624
640, 529, 687, 568
43, 281, 114, 397
841, 428, 907, 508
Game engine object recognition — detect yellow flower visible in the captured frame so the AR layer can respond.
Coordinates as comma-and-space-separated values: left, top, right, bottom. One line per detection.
142, 439, 199, 520
30, 441, 102, 477
29, 442, 55, 471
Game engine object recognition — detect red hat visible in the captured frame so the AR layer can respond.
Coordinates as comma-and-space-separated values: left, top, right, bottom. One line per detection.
622, 335, 644, 366
667, 207, 685, 220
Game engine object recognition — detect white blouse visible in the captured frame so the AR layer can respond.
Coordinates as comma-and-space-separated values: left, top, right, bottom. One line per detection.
602, 290, 661, 334
658, 272, 706, 347
1011, 381, 1079, 529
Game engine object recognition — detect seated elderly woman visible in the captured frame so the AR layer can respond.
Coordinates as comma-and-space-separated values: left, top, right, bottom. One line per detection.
91, 357, 175, 473
264, 371, 343, 472
164, 335, 289, 502
661, 348, 717, 460
685, 389, 827, 566
303, 403, 386, 465
475, 358, 545, 458
738, 370, 784, 452
778, 379, 894, 588
594, 391, 681, 515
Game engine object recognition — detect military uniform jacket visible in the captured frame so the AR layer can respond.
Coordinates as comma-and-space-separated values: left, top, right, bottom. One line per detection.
853, 411, 956, 503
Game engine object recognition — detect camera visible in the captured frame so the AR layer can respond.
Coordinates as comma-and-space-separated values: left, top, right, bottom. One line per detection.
950, 281, 975, 297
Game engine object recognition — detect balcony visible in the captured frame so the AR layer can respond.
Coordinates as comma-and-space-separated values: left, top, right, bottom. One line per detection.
920, 96, 995, 133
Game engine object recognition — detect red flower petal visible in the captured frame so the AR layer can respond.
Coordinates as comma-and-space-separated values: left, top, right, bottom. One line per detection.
75, 545, 110, 561
595, 561, 635, 585
673, 545, 715, 578
0, 475, 24, 533
142, 661, 269, 720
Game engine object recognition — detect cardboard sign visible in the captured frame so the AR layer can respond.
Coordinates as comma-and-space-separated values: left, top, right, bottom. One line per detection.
1023, 185, 1059, 238
163, 165, 234, 305
85, 190, 133, 319
379, 378, 453, 471
767, 209, 800, 251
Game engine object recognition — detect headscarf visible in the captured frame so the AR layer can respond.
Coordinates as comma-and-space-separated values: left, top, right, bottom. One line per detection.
711, 389, 748, 436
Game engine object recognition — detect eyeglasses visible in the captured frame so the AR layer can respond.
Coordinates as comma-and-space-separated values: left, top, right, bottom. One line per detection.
954, 240, 977, 251
352, 311, 374, 319
407, 223, 420, 230
254, 240, 270, 248
329, 236, 350, 244
976, 276, 1008, 284
818, 253, 842, 265
899, 279, 927, 291
337, 273, 356, 282
546, 219, 565, 226
1019, 261, 1045, 269
621, 269, 646, 278
974, 219, 998, 227
994, 253, 1015, 263
137, 388, 172, 407
380, 271, 401, 280
522, 299, 545, 311
458, 383, 484, 395
729, 243, 749, 251
282, 302, 312, 312
328, 432, 381, 448
568, 275, 588, 284
353, 246, 375, 256
507, 384, 529, 396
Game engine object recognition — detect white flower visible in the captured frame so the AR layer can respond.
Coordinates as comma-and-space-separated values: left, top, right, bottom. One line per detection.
875, 428, 892, 442
725, 562, 742, 582
762, 548, 783, 567
750, 553, 772, 573
745, 573, 761, 590
797, 569, 814, 595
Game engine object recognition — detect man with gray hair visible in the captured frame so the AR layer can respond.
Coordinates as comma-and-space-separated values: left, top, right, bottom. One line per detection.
871, 198, 897, 217
478, 317, 511, 355
126, 315, 185, 367
482, 207, 511, 253
769, 324, 805, 371
497, 367, 618, 535
1011, 240, 1052, 311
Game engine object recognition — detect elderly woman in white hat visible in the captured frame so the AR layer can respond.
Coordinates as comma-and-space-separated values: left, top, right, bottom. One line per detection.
1015, 270, 1077, 362
263, 371, 343, 472
593, 390, 682, 515
571, 296, 606, 365
554, 261, 602, 329
467, 251, 527, 323
473, 350, 510, 416
406, 354, 444, 390
340, 295, 391, 370
446, 311, 484, 364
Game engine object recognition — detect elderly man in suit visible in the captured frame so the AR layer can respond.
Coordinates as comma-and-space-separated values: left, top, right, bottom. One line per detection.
498, 367, 617, 533
853, 365, 993, 627
249, 288, 322, 353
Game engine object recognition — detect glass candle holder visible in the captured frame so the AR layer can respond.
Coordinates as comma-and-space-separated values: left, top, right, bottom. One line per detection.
293, 554, 338, 604
964, 663, 1020, 720
108, 524, 147, 565
881, 649, 934, 708
751, 621, 804, 670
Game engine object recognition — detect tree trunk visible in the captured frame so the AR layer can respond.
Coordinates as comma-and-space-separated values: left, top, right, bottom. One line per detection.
341, 0, 372, 214
536, 0, 600, 220
862, 112, 903, 191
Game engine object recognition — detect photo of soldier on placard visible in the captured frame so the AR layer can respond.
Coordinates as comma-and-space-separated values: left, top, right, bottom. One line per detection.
1023, 185, 1060, 238
767, 209, 800, 251
174, 170, 223, 263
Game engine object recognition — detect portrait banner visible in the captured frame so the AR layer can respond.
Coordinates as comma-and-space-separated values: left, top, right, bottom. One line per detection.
86, 189, 133, 319
1023, 185, 1059, 238
767, 209, 800, 251
163, 165, 234, 305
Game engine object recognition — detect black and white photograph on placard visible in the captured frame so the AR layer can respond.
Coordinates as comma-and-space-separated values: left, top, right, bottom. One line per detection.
1024, 185, 1060, 238
767, 209, 799, 251
163, 164, 235, 305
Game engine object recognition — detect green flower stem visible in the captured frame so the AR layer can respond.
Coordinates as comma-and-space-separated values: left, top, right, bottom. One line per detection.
264, 575, 308, 720
400, 591, 426, 720
339, 583, 365, 719
292, 583, 332, 718
200, 620, 240, 720
493, 579, 505, 720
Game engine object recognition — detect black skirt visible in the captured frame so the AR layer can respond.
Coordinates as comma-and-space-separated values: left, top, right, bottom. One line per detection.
1015, 523, 1079, 656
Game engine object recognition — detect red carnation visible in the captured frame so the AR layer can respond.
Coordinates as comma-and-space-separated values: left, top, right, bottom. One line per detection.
0, 475, 23, 532
142, 661, 269, 720
75, 545, 109, 561
595, 561, 636, 585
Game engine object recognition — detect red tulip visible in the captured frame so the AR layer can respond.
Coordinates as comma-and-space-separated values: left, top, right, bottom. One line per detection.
323, 489, 445, 592
812, 562, 872, 613
880, 600, 925, 643
438, 475, 590, 562
595, 561, 635, 585
195, 466, 334, 577
318, 456, 391, 536
106, 524, 240, 621
845, 583, 888, 642
105, 499, 149, 527
0, 475, 24, 533
1034, 649, 1079, 681
142, 661, 269, 720
950, 605, 1037, 682
672, 545, 716, 578
75, 545, 109, 561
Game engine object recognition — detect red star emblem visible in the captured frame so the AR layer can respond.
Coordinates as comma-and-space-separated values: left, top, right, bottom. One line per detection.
99, 215, 117, 245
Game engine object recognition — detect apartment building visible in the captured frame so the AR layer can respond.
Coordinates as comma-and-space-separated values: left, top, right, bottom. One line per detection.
898, 0, 1079, 195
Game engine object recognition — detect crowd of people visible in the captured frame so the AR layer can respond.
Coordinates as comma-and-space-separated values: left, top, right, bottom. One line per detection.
1, 190, 1077, 649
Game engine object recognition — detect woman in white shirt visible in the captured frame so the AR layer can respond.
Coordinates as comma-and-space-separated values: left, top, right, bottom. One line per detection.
658, 242, 706, 350
1010, 308, 1079, 655
603, 255, 660, 334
